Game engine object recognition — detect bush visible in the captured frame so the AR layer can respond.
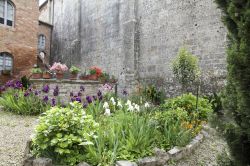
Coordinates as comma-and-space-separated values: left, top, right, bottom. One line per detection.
32, 102, 99, 166
0, 88, 49, 115
142, 85, 165, 105
172, 47, 200, 92
162, 93, 212, 123
215, 1, 250, 165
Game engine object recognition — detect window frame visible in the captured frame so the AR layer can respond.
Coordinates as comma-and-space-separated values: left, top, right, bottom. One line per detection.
0, 52, 13, 71
0, 0, 15, 27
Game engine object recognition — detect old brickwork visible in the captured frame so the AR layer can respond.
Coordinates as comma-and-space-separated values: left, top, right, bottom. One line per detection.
51, 0, 227, 95
38, 21, 52, 69
0, 0, 39, 84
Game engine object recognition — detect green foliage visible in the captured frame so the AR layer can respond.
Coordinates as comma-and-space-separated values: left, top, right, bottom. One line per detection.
69, 66, 81, 74
85, 112, 157, 165
32, 102, 99, 166
89, 69, 97, 75
172, 47, 200, 92
21, 76, 31, 90
162, 93, 212, 122
217, 149, 235, 166
0, 89, 49, 115
31, 68, 42, 74
215, 1, 250, 165
142, 85, 165, 105
204, 92, 223, 114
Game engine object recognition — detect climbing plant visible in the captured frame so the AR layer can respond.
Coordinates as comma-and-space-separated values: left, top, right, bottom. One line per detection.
215, 0, 250, 165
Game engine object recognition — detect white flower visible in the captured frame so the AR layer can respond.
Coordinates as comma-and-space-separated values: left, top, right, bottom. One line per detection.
126, 100, 132, 106
103, 102, 109, 109
118, 101, 123, 108
144, 102, 150, 108
134, 104, 140, 112
110, 97, 116, 105
127, 105, 134, 112
104, 109, 111, 116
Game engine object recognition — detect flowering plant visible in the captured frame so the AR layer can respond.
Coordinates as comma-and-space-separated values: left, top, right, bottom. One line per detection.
69, 66, 81, 74
89, 66, 102, 77
50, 62, 68, 73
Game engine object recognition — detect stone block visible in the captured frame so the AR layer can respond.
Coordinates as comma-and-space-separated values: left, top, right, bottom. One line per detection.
194, 134, 204, 143
24, 139, 32, 158
23, 157, 34, 166
116, 160, 138, 166
201, 130, 209, 138
33, 158, 52, 166
137, 157, 158, 166
167, 147, 183, 160
154, 148, 169, 164
77, 162, 91, 166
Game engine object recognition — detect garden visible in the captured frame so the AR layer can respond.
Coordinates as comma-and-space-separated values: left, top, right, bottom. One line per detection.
0, 48, 217, 166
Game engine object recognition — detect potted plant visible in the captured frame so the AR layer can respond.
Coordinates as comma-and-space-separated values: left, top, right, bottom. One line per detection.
31, 68, 42, 79
50, 62, 68, 79
88, 66, 102, 80
69, 66, 81, 80
42, 70, 51, 79
98, 72, 110, 83
79, 72, 88, 80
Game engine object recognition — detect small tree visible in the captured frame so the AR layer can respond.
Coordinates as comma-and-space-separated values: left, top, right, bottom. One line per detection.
172, 47, 200, 92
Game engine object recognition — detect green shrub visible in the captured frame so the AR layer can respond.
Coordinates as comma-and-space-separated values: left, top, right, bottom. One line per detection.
215, 1, 250, 165
32, 102, 99, 165
0, 89, 49, 115
69, 66, 81, 74
172, 47, 200, 92
31, 68, 43, 74
162, 93, 212, 122
217, 149, 235, 166
142, 85, 165, 105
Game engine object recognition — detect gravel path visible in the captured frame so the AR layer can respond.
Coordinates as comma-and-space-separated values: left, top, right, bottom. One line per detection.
0, 109, 37, 166
168, 129, 228, 166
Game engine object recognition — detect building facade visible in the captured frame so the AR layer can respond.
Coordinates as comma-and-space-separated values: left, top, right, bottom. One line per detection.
0, 0, 39, 84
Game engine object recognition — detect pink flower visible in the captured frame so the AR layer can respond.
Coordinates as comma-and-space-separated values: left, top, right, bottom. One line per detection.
50, 62, 68, 72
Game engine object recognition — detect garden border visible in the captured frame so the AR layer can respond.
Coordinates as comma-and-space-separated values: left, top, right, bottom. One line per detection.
23, 125, 212, 166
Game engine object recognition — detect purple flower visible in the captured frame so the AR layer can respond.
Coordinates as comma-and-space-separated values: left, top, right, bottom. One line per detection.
70, 92, 74, 97
71, 97, 76, 102
83, 103, 88, 108
24, 91, 30, 97
42, 85, 50, 93
78, 91, 82, 96
98, 95, 103, 101
122, 89, 128, 96
6, 80, 14, 88
86, 96, 92, 103
0, 86, 6, 92
80, 85, 85, 92
53, 86, 59, 96
34, 90, 39, 96
75, 96, 82, 103
14, 81, 23, 89
97, 90, 102, 97
51, 98, 56, 107
93, 96, 97, 101
43, 96, 49, 103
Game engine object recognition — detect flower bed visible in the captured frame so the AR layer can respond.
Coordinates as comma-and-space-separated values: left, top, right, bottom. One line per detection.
20, 92, 212, 166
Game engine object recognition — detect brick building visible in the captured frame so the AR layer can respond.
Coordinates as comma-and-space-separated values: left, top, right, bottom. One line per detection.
0, 0, 39, 84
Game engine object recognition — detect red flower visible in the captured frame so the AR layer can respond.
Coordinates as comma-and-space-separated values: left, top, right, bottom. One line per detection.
90, 66, 102, 77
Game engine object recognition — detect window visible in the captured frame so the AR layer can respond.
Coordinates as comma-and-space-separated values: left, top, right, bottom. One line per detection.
0, 0, 14, 27
38, 34, 46, 50
0, 52, 13, 71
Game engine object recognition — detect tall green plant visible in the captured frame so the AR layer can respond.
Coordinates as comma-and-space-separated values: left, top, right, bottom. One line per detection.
172, 47, 200, 92
215, 1, 250, 165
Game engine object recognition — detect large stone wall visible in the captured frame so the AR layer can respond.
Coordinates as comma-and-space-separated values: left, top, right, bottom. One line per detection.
51, 0, 227, 95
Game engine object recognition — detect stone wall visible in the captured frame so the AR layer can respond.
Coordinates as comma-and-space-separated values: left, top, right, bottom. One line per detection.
31, 79, 104, 103
51, 0, 227, 95
0, 0, 39, 84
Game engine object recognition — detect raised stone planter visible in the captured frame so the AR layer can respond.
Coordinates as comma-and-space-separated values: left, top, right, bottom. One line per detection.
23, 124, 210, 166
30, 79, 107, 103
